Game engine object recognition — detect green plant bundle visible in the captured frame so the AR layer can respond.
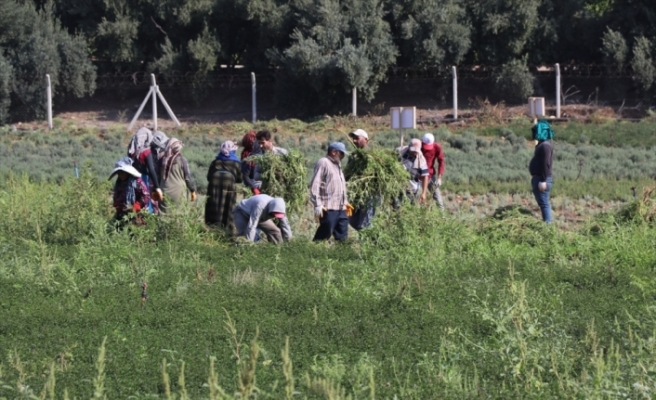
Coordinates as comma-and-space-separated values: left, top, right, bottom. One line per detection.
344, 148, 410, 208
247, 150, 308, 215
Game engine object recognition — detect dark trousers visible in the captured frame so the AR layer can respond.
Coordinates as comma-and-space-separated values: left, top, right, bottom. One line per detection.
313, 210, 349, 241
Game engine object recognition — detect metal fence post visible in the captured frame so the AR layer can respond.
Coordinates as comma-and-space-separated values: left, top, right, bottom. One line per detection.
555, 63, 561, 118
452, 66, 458, 120
251, 72, 257, 123
151, 74, 158, 131
46, 74, 53, 130
352, 87, 357, 117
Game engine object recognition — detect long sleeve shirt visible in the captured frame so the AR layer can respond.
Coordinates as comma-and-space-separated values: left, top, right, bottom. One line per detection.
236, 195, 292, 241
310, 156, 348, 211
421, 143, 445, 177
528, 141, 553, 181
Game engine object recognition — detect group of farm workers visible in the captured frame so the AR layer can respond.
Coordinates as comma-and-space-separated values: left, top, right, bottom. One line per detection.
109, 120, 554, 243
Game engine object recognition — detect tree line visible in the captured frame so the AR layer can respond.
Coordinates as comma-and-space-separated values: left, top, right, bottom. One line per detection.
1, 0, 655, 122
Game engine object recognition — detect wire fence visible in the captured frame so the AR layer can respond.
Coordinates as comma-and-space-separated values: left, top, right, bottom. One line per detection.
27, 64, 653, 127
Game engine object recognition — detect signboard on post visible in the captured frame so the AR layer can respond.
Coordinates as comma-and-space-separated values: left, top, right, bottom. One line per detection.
528, 97, 546, 117
390, 106, 416, 146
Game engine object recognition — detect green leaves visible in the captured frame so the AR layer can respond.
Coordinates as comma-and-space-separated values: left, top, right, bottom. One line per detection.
343, 147, 409, 208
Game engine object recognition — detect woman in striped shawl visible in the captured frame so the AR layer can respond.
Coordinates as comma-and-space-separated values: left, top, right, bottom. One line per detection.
205, 141, 243, 232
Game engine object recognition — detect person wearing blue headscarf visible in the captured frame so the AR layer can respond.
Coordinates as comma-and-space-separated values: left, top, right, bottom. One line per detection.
205, 141, 243, 231
529, 120, 555, 223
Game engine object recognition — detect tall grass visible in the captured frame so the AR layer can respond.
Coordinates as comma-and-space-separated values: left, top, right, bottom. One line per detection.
2, 176, 656, 398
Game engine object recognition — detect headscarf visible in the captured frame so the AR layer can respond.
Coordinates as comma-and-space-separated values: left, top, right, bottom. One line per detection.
241, 131, 257, 160
127, 127, 153, 158
161, 138, 183, 182
151, 131, 170, 159
532, 120, 555, 142
217, 140, 240, 162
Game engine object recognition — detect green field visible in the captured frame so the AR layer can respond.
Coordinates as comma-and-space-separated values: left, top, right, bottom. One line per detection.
1, 119, 656, 399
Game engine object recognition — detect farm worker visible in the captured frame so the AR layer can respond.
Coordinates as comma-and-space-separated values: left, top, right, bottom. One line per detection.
240, 130, 257, 160
109, 157, 151, 226
349, 128, 369, 150
347, 129, 375, 230
529, 120, 555, 223
150, 130, 170, 161
233, 194, 292, 244
127, 127, 162, 212
242, 129, 288, 195
205, 140, 243, 232
420, 133, 445, 210
397, 139, 429, 204
158, 138, 197, 212
310, 142, 353, 241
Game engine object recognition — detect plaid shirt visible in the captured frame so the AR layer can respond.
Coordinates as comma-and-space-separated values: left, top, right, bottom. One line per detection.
310, 156, 348, 211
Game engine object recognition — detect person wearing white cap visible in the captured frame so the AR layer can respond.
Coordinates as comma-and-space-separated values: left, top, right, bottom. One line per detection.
349, 129, 369, 149
347, 129, 375, 230
420, 133, 445, 210
233, 194, 292, 244
109, 157, 151, 225
310, 142, 353, 241
397, 139, 429, 204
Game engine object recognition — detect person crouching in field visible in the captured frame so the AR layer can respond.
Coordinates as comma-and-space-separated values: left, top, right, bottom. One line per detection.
421, 133, 445, 210
233, 194, 292, 244
397, 139, 429, 205
311, 142, 353, 241
205, 141, 243, 232
529, 120, 555, 223
158, 138, 197, 213
127, 127, 162, 212
109, 157, 151, 226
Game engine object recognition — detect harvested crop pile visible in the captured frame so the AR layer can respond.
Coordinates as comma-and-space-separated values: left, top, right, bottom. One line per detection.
247, 150, 308, 215
344, 148, 409, 208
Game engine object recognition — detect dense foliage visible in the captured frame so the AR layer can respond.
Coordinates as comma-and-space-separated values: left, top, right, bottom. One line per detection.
0, 1, 96, 123
1, 0, 656, 120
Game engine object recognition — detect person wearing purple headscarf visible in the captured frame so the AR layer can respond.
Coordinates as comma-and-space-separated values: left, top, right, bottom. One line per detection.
205, 141, 243, 231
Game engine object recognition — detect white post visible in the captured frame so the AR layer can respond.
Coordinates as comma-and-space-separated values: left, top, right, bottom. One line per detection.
555, 63, 561, 118
352, 87, 357, 117
128, 87, 153, 131
151, 74, 158, 131
46, 74, 53, 130
251, 72, 256, 123
452, 66, 458, 120
155, 88, 181, 127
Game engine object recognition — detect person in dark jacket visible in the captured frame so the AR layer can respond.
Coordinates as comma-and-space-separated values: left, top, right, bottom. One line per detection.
241, 130, 287, 195
528, 120, 555, 223
127, 127, 162, 212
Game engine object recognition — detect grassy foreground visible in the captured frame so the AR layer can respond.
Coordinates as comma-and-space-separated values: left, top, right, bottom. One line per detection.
1, 174, 656, 399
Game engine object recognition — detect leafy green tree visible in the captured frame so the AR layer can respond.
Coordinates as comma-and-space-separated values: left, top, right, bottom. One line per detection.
465, 0, 541, 64
0, 54, 12, 123
389, 0, 471, 68
268, 0, 398, 114
494, 58, 534, 103
631, 36, 655, 92
0, 0, 96, 122
601, 27, 628, 71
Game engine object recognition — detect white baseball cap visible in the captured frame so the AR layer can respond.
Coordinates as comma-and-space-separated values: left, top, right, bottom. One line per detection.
422, 133, 435, 144
349, 129, 369, 140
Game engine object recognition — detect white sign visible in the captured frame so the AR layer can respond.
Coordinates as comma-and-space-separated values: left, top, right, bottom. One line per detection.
390, 107, 416, 130
528, 97, 545, 117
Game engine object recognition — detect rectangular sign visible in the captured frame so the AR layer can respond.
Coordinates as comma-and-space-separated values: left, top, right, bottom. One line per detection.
390, 107, 416, 129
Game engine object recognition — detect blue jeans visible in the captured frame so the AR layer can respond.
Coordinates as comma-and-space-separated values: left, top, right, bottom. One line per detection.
313, 210, 349, 241
531, 176, 553, 223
